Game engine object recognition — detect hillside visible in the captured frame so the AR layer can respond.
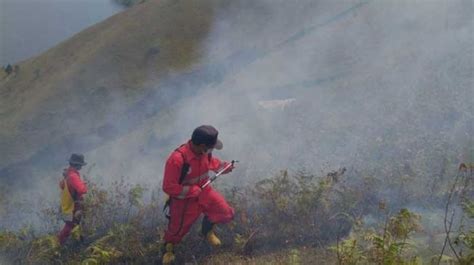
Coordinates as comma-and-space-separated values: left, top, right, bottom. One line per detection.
0, 0, 473, 264
0, 0, 358, 187
0, 0, 217, 176
0, 0, 472, 236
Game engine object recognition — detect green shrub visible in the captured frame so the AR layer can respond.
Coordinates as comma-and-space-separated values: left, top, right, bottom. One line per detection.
331, 208, 422, 265
1, 167, 462, 264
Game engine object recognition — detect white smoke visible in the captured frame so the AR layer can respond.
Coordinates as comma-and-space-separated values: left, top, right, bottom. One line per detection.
1, 0, 472, 230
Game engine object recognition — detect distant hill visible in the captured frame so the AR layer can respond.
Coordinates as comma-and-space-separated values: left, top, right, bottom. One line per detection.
0, 0, 221, 184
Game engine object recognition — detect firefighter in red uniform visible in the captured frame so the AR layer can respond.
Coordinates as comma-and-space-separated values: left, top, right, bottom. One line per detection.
57, 153, 88, 245
162, 125, 235, 264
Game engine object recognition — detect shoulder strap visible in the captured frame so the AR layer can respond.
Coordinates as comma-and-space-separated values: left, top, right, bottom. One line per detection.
174, 145, 190, 184
63, 169, 79, 201
174, 145, 212, 184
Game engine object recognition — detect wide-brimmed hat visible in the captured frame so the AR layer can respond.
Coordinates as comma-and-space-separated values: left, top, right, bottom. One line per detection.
191, 125, 223, 150
68, 153, 87, 166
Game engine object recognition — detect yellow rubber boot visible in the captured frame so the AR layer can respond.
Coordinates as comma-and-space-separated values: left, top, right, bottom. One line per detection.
71, 225, 82, 241
162, 243, 175, 264
206, 227, 222, 247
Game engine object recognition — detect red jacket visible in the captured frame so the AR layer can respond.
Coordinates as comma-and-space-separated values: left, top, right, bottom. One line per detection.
163, 141, 231, 198
59, 166, 88, 201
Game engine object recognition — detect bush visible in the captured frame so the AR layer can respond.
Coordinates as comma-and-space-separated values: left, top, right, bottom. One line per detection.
221, 168, 361, 254
331, 208, 422, 265
3, 167, 467, 264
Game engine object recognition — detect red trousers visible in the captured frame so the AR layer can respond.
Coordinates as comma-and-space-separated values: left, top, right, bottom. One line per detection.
164, 187, 234, 244
58, 204, 82, 245
58, 221, 76, 245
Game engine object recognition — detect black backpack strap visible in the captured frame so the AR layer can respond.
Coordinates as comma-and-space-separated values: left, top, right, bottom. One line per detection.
174, 146, 190, 185
163, 145, 189, 220
163, 146, 213, 220
173, 144, 212, 184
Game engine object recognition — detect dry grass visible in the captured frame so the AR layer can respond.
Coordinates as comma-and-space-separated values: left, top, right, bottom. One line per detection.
202, 247, 336, 265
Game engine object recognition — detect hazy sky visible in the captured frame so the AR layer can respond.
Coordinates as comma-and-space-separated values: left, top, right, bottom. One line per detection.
0, 0, 123, 65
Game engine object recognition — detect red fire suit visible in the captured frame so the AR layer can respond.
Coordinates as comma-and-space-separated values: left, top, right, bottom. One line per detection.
58, 166, 87, 245
162, 141, 234, 244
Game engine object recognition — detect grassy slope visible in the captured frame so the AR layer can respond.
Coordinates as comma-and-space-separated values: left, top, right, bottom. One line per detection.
0, 0, 338, 186
0, 0, 216, 171
1, 1, 471, 182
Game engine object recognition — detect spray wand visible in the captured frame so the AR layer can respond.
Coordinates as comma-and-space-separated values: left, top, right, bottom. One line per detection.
202, 160, 239, 188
